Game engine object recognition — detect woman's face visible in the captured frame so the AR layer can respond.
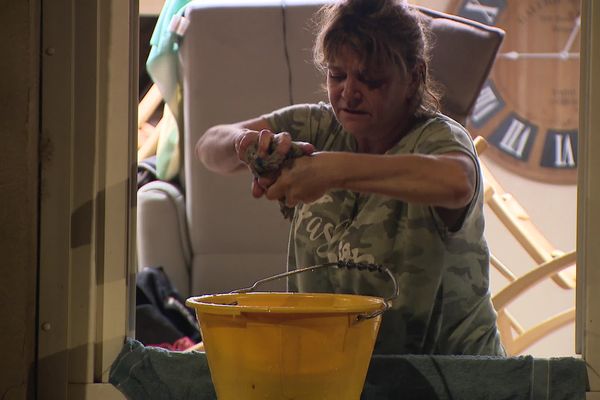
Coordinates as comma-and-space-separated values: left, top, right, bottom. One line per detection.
326, 46, 415, 146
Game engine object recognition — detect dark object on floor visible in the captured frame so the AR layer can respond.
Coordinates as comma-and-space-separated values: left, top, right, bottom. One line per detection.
137, 156, 159, 189
135, 266, 200, 346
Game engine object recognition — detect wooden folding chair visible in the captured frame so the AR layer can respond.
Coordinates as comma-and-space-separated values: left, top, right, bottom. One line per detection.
474, 136, 576, 355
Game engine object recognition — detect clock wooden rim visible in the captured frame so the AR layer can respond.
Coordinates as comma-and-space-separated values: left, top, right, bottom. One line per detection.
483, 147, 577, 185
447, 0, 580, 185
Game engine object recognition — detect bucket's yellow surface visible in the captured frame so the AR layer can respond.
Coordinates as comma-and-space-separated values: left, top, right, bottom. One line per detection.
186, 292, 385, 400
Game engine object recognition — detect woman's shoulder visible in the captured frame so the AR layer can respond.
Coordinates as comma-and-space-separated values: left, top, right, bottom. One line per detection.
408, 113, 475, 154
420, 113, 469, 135
262, 102, 335, 128
304, 101, 336, 119
262, 102, 344, 148
263, 101, 333, 117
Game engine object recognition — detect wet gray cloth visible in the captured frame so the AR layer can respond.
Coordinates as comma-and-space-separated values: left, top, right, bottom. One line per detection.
109, 338, 588, 400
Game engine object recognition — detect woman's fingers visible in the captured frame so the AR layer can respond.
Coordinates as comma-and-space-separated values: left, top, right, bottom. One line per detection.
265, 167, 291, 202
257, 129, 275, 157
274, 132, 292, 156
251, 177, 266, 198
264, 154, 330, 206
252, 175, 279, 198
238, 129, 319, 203
297, 141, 315, 155
257, 176, 276, 189
235, 130, 258, 161
239, 128, 311, 163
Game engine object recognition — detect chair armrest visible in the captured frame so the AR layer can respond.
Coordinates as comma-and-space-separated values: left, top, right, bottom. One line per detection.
137, 181, 192, 297
492, 250, 576, 311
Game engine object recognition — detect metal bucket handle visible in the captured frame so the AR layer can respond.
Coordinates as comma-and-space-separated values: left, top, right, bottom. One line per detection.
232, 260, 399, 320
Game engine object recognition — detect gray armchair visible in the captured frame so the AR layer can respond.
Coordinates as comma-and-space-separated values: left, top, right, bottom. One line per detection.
137, 0, 505, 297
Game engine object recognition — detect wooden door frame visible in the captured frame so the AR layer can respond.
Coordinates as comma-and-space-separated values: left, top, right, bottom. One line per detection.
38, 0, 137, 398
36, 0, 600, 398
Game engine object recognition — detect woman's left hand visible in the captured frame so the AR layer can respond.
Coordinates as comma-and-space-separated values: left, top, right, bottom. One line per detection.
264, 152, 335, 207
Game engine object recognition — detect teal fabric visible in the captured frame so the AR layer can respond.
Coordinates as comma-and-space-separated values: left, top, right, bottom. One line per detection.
109, 338, 588, 399
146, 0, 191, 107
145, 0, 192, 180
110, 338, 216, 399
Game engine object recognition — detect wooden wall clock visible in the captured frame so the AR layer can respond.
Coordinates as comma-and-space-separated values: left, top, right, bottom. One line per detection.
450, 0, 580, 184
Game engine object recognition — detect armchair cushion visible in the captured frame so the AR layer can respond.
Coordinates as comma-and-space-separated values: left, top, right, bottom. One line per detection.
137, 181, 192, 296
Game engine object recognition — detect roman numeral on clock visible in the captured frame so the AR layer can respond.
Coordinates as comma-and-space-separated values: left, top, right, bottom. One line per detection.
489, 114, 537, 161
459, 0, 506, 25
541, 130, 577, 169
470, 81, 504, 128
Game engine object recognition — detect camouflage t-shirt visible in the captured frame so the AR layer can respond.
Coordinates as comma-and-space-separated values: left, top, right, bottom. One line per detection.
263, 102, 505, 356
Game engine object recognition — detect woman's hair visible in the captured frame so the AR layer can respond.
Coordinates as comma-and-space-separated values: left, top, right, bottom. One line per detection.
313, 0, 441, 117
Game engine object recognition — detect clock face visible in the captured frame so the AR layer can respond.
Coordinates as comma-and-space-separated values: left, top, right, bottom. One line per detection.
453, 0, 580, 184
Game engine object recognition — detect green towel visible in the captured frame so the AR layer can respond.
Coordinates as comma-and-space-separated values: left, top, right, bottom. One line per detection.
363, 354, 588, 399
109, 338, 588, 399
110, 338, 216, 399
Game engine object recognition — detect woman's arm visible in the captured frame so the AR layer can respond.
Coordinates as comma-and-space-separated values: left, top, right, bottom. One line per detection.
196, 116, 315, 198
265, 150, 477, 210
195, 117, 272, 174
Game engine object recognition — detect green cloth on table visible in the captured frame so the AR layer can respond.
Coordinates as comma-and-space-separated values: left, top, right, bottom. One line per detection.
364, 354, 587, 399
109, 338, 588, 399
110, 338, 216, 399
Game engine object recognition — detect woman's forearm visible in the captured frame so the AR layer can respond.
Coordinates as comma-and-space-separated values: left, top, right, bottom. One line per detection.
196, 116, 273, 174
195, 124, 247, 174
329, 152, 476, 209
268, 151, 476, 210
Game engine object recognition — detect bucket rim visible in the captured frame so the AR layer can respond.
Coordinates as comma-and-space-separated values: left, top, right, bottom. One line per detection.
185, 292, 386, 316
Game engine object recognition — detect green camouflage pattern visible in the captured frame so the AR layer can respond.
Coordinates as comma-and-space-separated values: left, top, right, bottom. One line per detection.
263, 103, 505, 356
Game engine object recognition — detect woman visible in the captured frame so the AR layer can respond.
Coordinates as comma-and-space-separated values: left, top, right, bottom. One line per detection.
196, 0, 505, 356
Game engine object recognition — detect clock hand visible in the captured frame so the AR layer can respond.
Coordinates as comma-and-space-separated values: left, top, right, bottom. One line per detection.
499, 15, 581, 62
498, 51, 579, 60
561, 16, 581, 55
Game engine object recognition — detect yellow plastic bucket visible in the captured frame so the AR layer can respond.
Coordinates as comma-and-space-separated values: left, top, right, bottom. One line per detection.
186, 291, 386, 400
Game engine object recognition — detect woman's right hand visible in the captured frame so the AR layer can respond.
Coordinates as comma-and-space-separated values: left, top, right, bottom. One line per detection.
234, 128, 292, 163
234, 128, 314, 198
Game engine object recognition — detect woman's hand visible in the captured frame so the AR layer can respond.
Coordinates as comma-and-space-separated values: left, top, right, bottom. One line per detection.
234, 128, 291, 162
265, 152, 336, 207
234, 128, 315, 198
